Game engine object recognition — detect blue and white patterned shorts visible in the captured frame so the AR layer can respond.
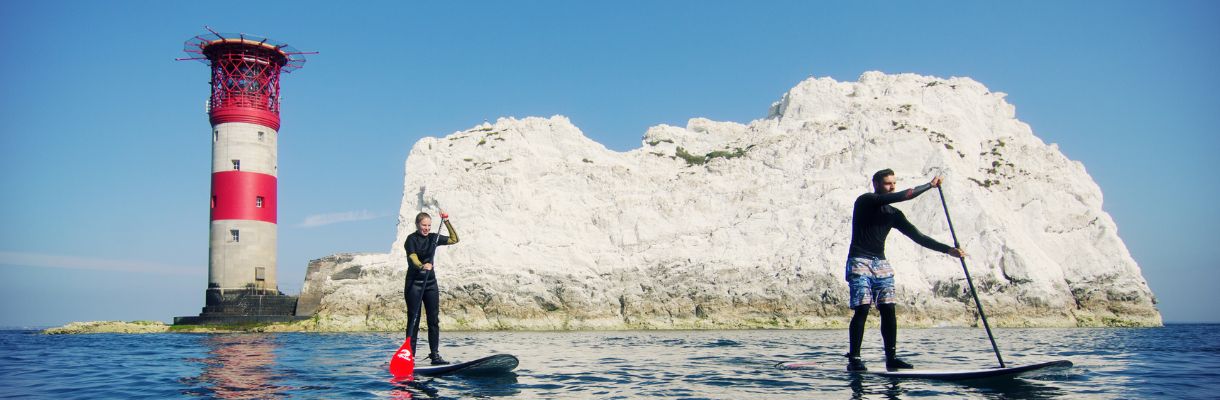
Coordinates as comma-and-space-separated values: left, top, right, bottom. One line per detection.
846, 257, 896, 308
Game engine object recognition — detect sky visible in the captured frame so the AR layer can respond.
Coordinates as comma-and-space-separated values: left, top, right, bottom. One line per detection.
0, 1, 1216, 327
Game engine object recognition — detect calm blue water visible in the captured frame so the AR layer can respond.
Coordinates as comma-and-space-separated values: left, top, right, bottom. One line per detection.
1, 325, 1217, 399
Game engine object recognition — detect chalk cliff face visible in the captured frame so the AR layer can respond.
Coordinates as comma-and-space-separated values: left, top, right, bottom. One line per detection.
295, 72, 1160, 331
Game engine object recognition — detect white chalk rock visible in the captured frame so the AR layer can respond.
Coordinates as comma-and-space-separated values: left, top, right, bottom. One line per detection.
297, 72, 1160, 331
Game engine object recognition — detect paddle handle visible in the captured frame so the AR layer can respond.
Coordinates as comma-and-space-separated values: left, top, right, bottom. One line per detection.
937, 186, 1006, 368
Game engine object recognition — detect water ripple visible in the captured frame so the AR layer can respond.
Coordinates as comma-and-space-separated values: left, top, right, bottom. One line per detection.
1, 326, 1219, 398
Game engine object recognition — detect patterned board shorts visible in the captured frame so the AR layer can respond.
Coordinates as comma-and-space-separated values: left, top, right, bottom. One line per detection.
846, 257, 896, 308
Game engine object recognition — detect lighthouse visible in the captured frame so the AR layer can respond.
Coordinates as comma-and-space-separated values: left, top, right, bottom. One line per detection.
175, 28, 313, 325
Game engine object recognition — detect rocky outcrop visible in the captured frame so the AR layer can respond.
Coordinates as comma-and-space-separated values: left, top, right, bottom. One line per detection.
295, 72, 1160, 331
43, 321, 171, 334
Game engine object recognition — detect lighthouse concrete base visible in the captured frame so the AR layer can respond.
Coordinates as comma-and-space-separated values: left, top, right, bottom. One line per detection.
174, 288, 309, 325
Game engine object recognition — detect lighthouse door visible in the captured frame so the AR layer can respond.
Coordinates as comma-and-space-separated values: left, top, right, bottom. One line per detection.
255, 267, 266, 292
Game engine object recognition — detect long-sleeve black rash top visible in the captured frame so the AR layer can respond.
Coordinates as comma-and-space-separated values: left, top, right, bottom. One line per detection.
847, 183, 952, 259
404, 220, 459, 279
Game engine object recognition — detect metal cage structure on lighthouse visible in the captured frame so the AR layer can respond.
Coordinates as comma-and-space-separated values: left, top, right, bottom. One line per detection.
181, 28, 310, 130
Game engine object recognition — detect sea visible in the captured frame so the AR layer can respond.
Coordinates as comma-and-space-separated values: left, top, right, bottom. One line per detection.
1, 324, 1217, 399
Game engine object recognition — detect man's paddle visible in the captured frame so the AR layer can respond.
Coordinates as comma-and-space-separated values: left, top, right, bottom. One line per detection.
936, 185, 1006, 368
390, 213, 446, 380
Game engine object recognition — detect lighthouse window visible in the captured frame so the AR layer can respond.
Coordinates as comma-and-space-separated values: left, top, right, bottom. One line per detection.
255, 267, 266, 281
230, 229, 240, 242
211, 195, 216, 208
232, 159, 240, 170
256, 196, 264, 208
213, 130, 218, 142
258, 131, 265, 141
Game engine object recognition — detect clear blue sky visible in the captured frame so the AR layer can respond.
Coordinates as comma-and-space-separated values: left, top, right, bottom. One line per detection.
1, 1, 1216, 327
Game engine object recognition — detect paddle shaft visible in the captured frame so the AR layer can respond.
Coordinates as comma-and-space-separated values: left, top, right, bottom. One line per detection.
405, 270, 430, 343
936, 186, 1006, 368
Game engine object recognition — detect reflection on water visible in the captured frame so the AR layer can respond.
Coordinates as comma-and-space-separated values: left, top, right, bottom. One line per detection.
183, 334, 289, 398
389, 379, 438, 400
847, 373, 1070, 400
966, 378, 1069, 400
390, 371, 522, 398
850, 375, 902, 400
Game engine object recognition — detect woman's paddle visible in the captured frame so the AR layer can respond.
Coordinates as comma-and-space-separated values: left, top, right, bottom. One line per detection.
936, 185, 1006, 368
390, 215, 445, 380
392, 270, 431, 380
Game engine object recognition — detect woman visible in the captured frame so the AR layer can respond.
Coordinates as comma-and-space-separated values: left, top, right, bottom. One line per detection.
403, 210, 459, 365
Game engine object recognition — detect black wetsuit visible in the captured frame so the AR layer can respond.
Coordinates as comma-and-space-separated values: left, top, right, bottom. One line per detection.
845, 183, 952, 364
404, 220, 459, 357
848, 183, 952, 260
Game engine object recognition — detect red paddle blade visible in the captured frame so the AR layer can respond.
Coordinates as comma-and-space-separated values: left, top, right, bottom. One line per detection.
389, 338, 415, 380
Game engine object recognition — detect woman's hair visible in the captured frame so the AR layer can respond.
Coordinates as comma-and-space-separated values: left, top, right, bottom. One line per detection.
415, 212, 432, 225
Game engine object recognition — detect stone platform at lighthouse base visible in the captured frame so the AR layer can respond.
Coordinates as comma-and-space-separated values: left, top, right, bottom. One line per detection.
174, 289, 311, 326
173, 313, 309, 325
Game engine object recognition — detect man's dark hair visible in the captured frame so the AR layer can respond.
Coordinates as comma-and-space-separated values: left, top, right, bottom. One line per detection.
872, 169, 895, 185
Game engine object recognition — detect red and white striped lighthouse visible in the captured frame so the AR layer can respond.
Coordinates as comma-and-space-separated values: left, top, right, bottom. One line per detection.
176, 28, 313, 324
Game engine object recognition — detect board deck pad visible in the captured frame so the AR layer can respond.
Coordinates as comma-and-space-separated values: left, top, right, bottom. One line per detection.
777, 359, 1072, 381
414, 354, 520, 377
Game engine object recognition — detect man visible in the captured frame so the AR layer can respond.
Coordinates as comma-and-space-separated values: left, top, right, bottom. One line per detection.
844, 169, 965, 372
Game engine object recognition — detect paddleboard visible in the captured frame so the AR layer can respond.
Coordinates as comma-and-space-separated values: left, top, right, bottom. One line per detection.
865, 360, 1072, 380
778, 359, 1072, 381
414, 354, 520, 377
